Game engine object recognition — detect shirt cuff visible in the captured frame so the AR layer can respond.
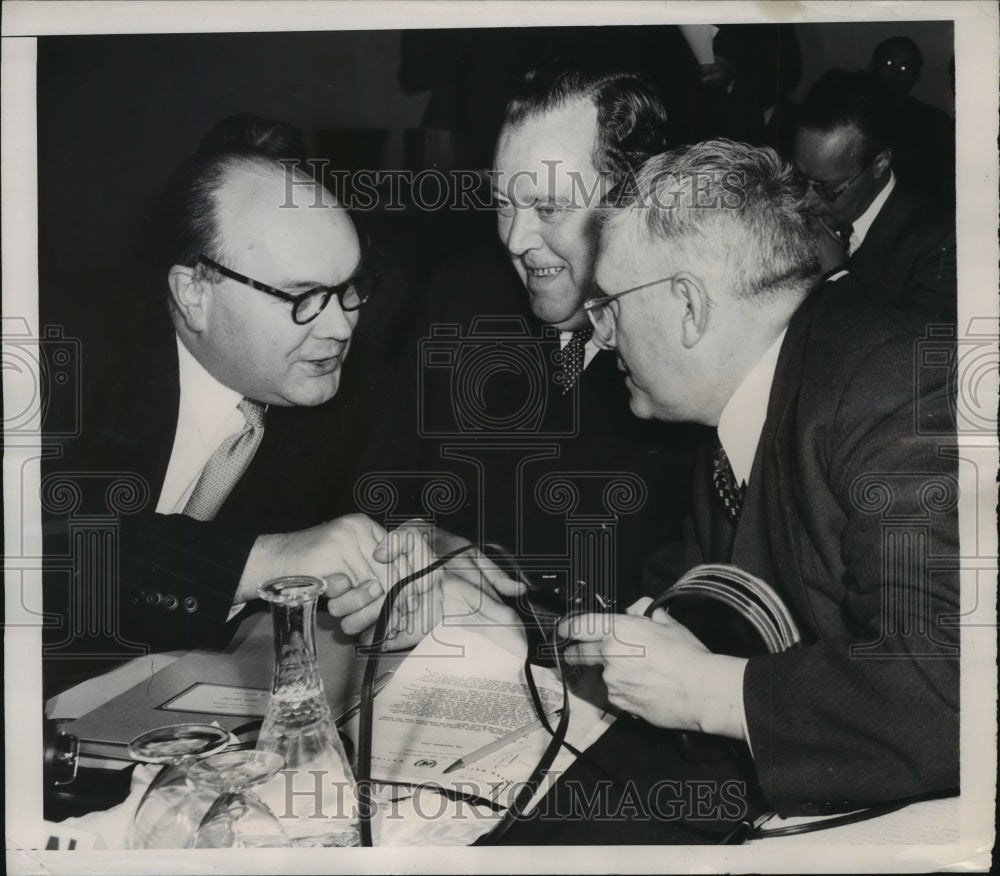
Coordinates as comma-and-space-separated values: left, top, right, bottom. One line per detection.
738, 668, 753, 757
697, 654, 749, 741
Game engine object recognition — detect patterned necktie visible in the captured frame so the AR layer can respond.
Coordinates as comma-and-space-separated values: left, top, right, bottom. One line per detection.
711, 438, 745, 522
559, 327, 593, 394
183, 398, 266, 521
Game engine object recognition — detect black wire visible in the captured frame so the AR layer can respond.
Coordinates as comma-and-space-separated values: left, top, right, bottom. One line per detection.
473, 651, 571, 845
352, 541, 622, 846
751, 797, 921, 839
355, 543, 476, 847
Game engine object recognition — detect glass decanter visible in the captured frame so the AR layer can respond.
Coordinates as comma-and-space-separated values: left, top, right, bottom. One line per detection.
255, 575, 360, 847
125, 723, 232, 849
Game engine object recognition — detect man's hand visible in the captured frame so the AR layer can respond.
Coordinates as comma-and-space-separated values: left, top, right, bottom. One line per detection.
236, 514, 399, 604
808, 215, 849, 273
559, 598, 748, 739
326, 522, 525, 650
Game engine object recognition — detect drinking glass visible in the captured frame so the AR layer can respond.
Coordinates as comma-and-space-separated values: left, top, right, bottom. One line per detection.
125, 723, 232, 849
188, 750, 287, 848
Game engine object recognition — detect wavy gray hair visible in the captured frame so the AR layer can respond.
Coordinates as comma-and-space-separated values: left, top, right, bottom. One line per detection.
605, 139, 821, 301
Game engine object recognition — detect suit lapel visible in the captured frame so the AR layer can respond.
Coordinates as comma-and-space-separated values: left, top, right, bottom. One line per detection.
730, 292, 818, 594
101, 304, 180, 503
847, 185, 906, 305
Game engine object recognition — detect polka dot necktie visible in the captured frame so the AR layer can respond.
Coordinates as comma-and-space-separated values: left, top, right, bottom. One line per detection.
712, 438, 746, 522
183, 398, 266, 522
559, 327, 593, 394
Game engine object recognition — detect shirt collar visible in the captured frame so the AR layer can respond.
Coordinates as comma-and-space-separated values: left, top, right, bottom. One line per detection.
175, 335, 245, 445
717, 328, 787, 486
851, 171, 895, 250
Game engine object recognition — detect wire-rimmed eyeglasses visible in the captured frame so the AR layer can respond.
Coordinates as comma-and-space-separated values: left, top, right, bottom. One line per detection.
196, 255, 375, 325
584, 274, 715, 344
798, 162, 870, 203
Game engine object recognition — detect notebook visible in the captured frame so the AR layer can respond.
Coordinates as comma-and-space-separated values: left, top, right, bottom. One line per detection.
61, 611, 382, 761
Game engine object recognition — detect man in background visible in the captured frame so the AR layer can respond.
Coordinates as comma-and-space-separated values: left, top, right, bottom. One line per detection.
868, 36, 955, 205
792, 69, 956, 323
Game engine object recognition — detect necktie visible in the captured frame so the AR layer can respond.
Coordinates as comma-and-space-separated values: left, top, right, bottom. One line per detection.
838, 223, 855, 258
711, 438, 745, 522
559, 327, 593, 394
183, 398, 266, 521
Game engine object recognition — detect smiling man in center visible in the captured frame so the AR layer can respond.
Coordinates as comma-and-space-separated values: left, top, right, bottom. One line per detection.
352, 69, 695, 612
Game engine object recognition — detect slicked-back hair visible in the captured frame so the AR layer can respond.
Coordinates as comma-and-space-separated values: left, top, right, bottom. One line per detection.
196, 112, 309, 165
795, 69, 893, 162
607, 139, 821, 302
155, 114, 313, 276
503, 69, 670, 187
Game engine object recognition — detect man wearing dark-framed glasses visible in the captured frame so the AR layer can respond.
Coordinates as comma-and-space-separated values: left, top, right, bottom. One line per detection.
43, 114, 517, 668
792, 68, 955, 323
194, 254, 374, 327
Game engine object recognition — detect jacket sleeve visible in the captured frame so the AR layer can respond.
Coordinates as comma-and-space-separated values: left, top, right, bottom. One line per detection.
114, 514, 258, 651
742, 330, 960, 816
899, 219, 957, 324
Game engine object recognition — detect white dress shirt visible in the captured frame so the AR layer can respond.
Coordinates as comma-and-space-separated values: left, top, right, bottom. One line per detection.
710, 328, 787, 750
716, 329, 787, 487
155, 336, 248, 514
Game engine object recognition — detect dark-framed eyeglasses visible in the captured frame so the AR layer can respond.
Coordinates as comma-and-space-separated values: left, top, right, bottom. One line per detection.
799, 163, 870, 203
196, 255, 375, 325
583, 275, 715, 344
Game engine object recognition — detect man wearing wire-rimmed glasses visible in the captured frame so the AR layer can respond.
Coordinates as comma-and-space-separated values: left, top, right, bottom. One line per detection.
547, 138, 958, 839
792, 68, 955, 323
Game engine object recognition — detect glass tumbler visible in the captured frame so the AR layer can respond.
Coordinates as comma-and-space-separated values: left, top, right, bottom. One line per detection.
125, 723, 232, 849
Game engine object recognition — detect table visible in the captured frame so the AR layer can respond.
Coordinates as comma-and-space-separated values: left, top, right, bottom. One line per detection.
43, 613, 962, 851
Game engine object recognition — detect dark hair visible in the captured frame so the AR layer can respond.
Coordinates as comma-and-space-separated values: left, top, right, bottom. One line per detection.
196, 112, 309, 165
503, 69, 670, 186
606, 140, 820, 302
795, 69, 893, 161
156, 114, 311, 273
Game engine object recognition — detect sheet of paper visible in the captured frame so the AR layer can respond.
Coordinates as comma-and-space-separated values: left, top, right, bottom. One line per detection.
347, 622, 614, 808
159, 682, 269, 717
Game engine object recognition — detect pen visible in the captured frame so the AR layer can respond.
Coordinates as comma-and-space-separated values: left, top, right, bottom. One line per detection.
442, 709, 564, 774
335, 672, 394, 727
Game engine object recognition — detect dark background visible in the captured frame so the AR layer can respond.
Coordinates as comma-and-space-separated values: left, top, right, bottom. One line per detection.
38, 20, 955, 333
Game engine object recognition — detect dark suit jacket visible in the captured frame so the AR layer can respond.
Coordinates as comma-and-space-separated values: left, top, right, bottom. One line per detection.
845, 182, 956, 323
43, 299, 356, 661
678, 279, 959, 815
887, 95, 955, 207
360, 247, 697, 609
